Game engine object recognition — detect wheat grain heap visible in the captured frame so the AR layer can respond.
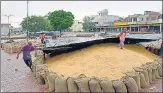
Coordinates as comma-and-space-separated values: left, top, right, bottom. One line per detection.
46, 44, 158, 80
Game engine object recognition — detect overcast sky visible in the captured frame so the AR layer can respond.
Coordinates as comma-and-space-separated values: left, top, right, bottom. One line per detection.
1, 1, 162, 27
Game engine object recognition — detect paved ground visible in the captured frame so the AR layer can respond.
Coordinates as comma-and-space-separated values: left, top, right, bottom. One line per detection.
1, 50, 47, 92
1, 49, 162, 92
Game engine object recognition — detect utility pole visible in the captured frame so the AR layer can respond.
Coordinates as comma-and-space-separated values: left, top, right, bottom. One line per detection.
4, 15, 13, 40
27, 0, 29, 42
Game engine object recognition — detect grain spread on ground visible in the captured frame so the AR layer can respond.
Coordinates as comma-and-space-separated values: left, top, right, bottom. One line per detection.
46, 44, 158, 80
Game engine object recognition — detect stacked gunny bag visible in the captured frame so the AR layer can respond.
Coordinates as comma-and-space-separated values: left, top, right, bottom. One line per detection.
31, 51, 162, 93
1, 40, 42, 54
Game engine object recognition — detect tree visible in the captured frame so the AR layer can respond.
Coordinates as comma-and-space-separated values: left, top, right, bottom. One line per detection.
20, 15, 52, 32
48, 10, 74, 36
82, 16, 95, 32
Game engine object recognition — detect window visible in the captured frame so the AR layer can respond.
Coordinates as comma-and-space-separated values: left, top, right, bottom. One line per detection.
141, 18, 143, 21
146, 17, 149, 21
133, 18, 137, 21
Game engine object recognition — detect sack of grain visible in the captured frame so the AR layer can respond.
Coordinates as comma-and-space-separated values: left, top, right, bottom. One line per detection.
99, 77, 115, 92
140, 64, 153, 84
88, 77, 102, 92
112, 80, 127, 93
125, 71, 142, 91
33, 56, 44, 65
146, 67, 153, 84
157, 64, 162, 77
55, 75, 68, 92
46, 72, 58, 92
155, 58, 162, 65
139, 73, 149, 88
140, 66, 150, 85
153, 62, 162, 77
66, 77, 78, 93
155, 68, 162, 79
35, 64, 48, 79
121, 76, 138, 92
36, 71, 46, 85
32, 64, 37, 77
35, 50, 43, 56
41, 72, 49, 88
74, 74, 90, 92
35, 64, 48, 73
133, 67, 150, 85
150, 64, 162, 79
150, 66, 157, 81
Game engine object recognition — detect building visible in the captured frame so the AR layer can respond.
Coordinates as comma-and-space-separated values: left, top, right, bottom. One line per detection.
90, 9, 121, 32
1, 23, 12, 36
70, 20, 84, 32
1, 23, 23, 36
11, 27, 23, 35
113, 11, 162, 33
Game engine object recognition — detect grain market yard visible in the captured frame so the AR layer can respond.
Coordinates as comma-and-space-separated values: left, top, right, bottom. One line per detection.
1, 43, 162, 92
46, 43, 159, 80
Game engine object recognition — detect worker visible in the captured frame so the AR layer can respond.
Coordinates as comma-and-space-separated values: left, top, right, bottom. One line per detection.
116, 27, 127, 49
40, 33, 46, 44
16, 42, 41, 71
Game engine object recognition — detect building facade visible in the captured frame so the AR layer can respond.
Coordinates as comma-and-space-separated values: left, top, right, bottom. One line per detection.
1, 23, 12, 36
113, 11, 162, 33
90, 9, 121, 32
70, 20, 84, 32
1, 23, 23, 36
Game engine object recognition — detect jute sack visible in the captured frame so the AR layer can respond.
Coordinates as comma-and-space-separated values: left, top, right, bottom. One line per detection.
41, 72, 49, 88
121, 76, 138, 92
112, 80, 127, 93
46, 72, 58, 92
36, 71, 47, 85
139, 72, 149, 88
55, 75, 68, 92
139, 66, 150, 85
66, 77, 78, 93
141, 64, 153, 83
157, 64, 162, 77
146, 67, 153, 84
156, 58, 162, 66
155, 68, 162, 79
150, 64, 162, 79
133, 67, 150, 86
31, 55, 44, 74
99, 77, 115, 92
146, 63, 156, 82
88, 77, 102, 92
153, 62, 162, 77
35, 64, 48, 75
125, 71, 142, 91
150, 66, 157, 81
74, 74, 90, 92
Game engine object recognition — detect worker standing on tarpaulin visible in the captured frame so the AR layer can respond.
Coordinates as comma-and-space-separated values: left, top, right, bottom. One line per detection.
40, 33, 46, 44
116, 27, 127, 49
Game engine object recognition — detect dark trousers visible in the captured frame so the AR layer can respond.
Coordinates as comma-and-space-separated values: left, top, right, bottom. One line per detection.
23, 59, 32, 70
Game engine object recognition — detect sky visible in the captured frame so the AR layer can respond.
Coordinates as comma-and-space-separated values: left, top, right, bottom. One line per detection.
1, 1, 162, 27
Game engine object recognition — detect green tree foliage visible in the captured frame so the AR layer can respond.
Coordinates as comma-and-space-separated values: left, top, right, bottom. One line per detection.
82, 16, 95, 32
20, 15, 52, 32
48, 10, 74, 34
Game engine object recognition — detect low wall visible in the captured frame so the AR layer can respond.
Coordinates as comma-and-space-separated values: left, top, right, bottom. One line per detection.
33, 46, 162, 92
